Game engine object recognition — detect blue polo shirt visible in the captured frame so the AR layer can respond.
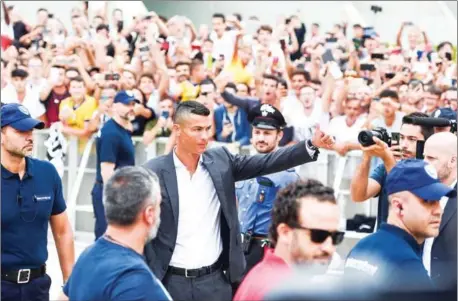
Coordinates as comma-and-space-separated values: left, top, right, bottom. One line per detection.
1, 157, 66, 270
95, 119, 136, 183
236, 169, 299, 235
344, 223, 434, 291
64, 237, 172, 301
370, 163, 388, 228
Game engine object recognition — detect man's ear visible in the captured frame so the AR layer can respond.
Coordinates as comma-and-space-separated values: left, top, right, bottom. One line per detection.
276, 129, 284, 144
448, 155, 456, 169
173, 123, 181, 137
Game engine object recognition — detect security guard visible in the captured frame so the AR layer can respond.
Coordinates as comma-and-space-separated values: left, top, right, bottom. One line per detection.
1, 104, 74, 301
344, 159, 456, 292
236, 104, 300, 273
92, 90, 137, 240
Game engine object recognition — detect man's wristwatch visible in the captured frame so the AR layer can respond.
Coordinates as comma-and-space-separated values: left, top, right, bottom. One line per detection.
306, 139, 319, 151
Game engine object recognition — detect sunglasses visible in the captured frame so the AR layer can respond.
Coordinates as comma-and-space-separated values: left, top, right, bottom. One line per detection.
290, 224, 345, 245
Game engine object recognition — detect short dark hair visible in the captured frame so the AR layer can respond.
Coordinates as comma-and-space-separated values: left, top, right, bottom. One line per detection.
269, 179, 336, 246
112, 8, 122, 15
277, 77, 288, 89
437, 41, 453, 52
11, 69, 29, 78
233, 13, 242, 22
312, 23, 320, 28
212, 13, 225, 22
174, 100, 210, 124
262, 73, 279, 84
291, 69, 311, 82
257, 25, 273, 34
225, 82, 237, 91
190, 59, 204, 73
175, 61, 191, 70
379, 89, 399, 100
69, 76, 84, 85
96, 24, 109, 32
353, 24, 362, 29
200, 78, 216, 90
425, 85, 442, 97
402, 112, 435, 141
37, 8, 48, 14
236, 82, 250, 94
104, 166, 160, 226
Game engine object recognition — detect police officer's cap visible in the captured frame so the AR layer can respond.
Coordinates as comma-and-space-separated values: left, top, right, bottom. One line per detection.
1, 103, 45, 131
248, 104, 286, 130
386, 159, 456, 201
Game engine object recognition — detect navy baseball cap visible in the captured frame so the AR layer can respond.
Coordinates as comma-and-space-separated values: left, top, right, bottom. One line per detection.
1, 103, 45, 131
432, 107, 457, 122
248, 104, 287, 130
386, 159, 456, 201
113, 90, 138, 105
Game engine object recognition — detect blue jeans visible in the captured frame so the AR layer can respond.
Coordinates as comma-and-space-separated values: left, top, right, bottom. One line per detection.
91, 182, 107, 240
1, 274, 51, 301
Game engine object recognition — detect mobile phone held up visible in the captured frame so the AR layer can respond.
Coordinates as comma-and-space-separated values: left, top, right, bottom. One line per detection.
360, 63, 376, 72
161, 111, 169, 119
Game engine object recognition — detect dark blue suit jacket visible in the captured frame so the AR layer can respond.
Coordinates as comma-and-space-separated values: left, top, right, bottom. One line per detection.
213, 105, 251, 146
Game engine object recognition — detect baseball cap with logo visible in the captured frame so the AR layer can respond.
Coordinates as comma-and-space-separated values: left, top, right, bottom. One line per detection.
385, 159, 456, 201
1, 103, 45, 131
113, 90, 139, 105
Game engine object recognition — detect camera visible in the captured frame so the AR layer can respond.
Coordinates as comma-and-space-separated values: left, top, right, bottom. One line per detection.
370, 5, 382, 14
358, 127, 392, 147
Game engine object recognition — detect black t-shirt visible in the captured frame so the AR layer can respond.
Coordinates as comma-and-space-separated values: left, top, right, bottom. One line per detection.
290, 23, 306, 62
131, 105, 156, 136
13, 21, 28, 41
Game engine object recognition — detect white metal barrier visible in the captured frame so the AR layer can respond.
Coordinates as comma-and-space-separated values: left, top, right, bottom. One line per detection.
32, 130, 375, 238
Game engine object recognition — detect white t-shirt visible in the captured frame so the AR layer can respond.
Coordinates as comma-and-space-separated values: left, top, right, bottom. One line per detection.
328, 114, 367, 143
291, 98, 330, 141
209, 30, 237, 64
1, 83, 46, 118
371, 111, 405, 134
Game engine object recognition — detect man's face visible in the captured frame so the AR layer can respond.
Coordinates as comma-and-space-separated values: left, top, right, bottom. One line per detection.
176, 64, 190, 82
400, 192, 442, 240
353, 26, 363, 38
28, 58, 43, 79
122, 71, 137, 90
258, 29, 272, 46
423, 141, 454, 182
261, 78, 277, 103
69, 81, 85, 99
299, 86, 316, 109
1, 127, 34, 158
196, 84, 216, 111
159, 99, 174, 116
192, 64, 206, 83
139, 76, 154, 96
423, 92, 440, 113
212, 17, 225, 35
276, 83, 288, 99
355, 85, 372, 107
380, 96, 398, 117
292, 74, 307, 95
236, 83, 249, 97
54, 68, 66, 87
289, 198, 340, 266
443, 90, 457, 110
345, 99, 361, 121
11, 76, 27, 93
175, 114, 213, 155
399, 123, 424, 159
202, 40, 213, 54
114, 102, 135, 121
65, 70, 79, 86
37, 10, 48, 25
251, 128, 282, 153
398, 84, 409, 103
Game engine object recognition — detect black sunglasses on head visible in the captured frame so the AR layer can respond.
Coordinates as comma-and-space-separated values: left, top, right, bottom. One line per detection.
290, 224, 345, 245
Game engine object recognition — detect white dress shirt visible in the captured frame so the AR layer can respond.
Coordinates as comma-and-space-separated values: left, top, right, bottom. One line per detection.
422, 180, 457, 276
169, 151, 223, 269
1, 83, 46, 118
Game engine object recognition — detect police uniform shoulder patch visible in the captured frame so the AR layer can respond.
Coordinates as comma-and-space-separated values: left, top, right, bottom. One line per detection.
424, 164, 438, 179
18, 105, 30, 116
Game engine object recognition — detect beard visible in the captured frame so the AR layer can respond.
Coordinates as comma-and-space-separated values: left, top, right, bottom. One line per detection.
146, 209, 161, 243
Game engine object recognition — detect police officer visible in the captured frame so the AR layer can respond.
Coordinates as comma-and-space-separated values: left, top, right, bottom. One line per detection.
236, 103, 300, 273
1, 104, 75, 301
344, 159, 456, 292
92, 90, 137, 240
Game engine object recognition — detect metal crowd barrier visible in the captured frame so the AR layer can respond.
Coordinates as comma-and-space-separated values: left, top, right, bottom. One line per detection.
32, 130, 376, 247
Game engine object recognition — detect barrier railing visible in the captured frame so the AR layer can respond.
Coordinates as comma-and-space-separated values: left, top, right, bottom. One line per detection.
32, 130, 376, 238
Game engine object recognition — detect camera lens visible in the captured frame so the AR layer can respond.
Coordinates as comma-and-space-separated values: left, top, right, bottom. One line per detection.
358, 131, 375, 147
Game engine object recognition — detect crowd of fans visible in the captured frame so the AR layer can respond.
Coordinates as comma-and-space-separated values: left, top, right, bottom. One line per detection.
1, 2, 456, 157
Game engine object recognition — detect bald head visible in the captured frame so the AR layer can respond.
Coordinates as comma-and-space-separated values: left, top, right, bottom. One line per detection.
424, 132, 457, 184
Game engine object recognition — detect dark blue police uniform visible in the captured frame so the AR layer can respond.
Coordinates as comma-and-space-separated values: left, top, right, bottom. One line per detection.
92, 91, 137, 240
344, 159, 456, 292
1, 104, 66, 301
237, 104, 302, 273
64, 237, 172, 301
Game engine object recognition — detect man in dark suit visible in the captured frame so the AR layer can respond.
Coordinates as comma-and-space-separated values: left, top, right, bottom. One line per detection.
143, 101, 335, 301
422, 132, 457, 292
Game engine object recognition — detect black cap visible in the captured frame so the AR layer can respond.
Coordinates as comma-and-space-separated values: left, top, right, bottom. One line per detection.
248, 104, 286, 130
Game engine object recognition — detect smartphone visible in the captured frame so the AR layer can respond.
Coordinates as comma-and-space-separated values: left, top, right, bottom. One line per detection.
416, 140, 425, 159
391, 132, 400, 146
280, 39, 286, 51
404, 21, 414, 26
360, 63, 376, 71
304, 56, 311, 62
325, 37, 338, 43
371, 53, 384, 60
322, 49, 335, 64
452, 79, 457, 87
161, 111, 169, 119
385, 72, 395, 79
416, 50, 424, 61
445, 52, 452, 61
139, 45, 150, 52
372, 97, 380, 102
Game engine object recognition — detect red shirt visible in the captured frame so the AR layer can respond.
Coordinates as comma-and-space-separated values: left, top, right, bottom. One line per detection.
43, 88, 70, 128
234, 249, 291, 301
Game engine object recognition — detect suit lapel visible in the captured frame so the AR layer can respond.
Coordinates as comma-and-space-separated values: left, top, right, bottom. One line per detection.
439, 185, 457, 233
202, 153, 231, 228
161, 152, 179, 229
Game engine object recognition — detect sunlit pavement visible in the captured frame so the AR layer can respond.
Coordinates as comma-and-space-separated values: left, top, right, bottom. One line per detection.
47, 232, 92, 300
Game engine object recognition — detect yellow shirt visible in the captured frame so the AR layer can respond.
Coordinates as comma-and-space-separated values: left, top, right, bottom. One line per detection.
59, 96, 98, 129
224, 57, 253, 85
179, 81, 200, 102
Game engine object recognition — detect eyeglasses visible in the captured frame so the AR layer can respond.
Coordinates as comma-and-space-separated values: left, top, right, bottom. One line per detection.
289, 224, 345, 245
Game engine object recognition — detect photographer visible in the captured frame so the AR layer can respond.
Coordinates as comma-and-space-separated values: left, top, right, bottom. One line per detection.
350, 112, 434, 227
